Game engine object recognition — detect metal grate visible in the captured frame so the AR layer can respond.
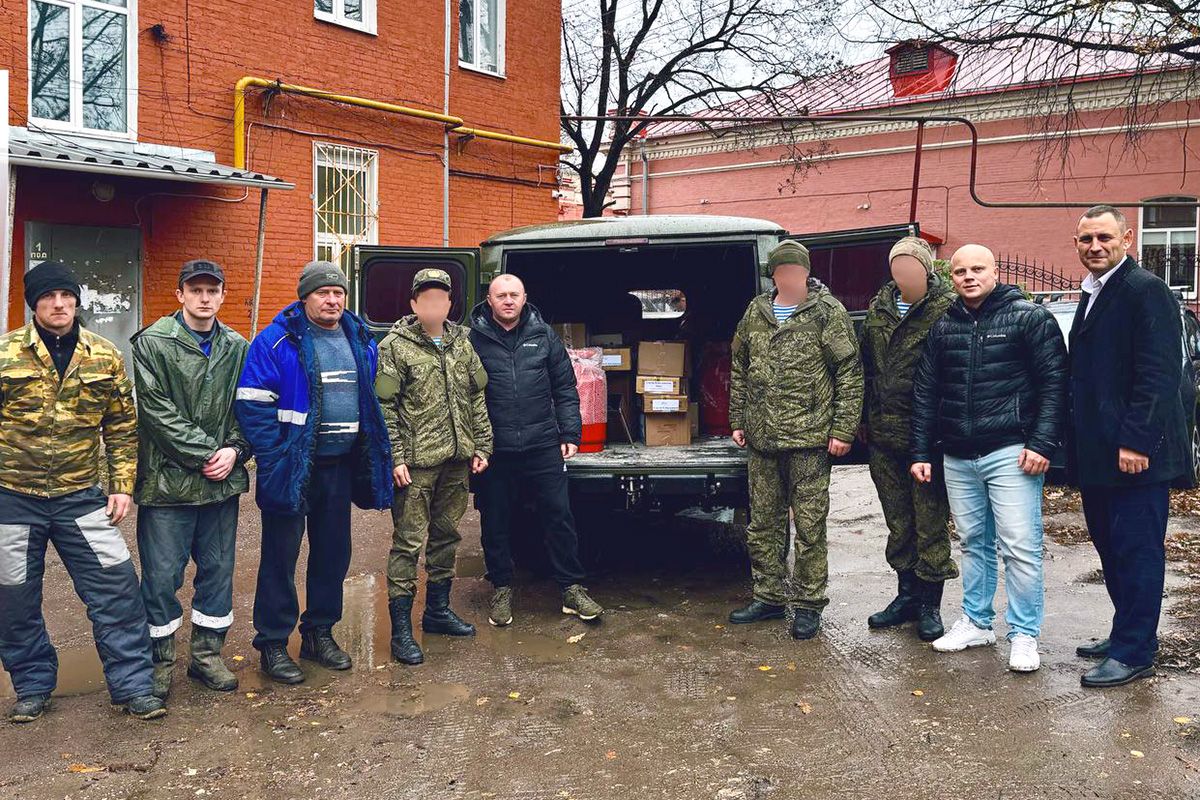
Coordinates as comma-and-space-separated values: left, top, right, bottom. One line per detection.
893, 47, 930, 75
313, 143, 379, 275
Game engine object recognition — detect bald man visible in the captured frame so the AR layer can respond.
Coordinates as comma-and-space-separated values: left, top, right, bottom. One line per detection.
468, 275, 603, 627
911, 245, 1067, 673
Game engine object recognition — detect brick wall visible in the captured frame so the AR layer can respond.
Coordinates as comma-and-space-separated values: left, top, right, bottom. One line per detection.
5, 0, 562, 334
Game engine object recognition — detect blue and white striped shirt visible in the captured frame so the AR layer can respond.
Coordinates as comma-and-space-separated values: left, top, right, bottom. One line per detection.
895, 291, 912, 317
773, 303, 798, 324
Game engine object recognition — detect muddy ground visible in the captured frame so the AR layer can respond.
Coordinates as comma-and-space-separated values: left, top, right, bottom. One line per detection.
3, 466, 1200, 799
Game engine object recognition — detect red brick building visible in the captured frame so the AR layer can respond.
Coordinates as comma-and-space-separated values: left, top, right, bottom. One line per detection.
600, 41, 1199, 300
3, 0, 564, 349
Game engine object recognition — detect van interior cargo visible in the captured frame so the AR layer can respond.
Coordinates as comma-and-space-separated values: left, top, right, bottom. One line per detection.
504, 242, 759, 467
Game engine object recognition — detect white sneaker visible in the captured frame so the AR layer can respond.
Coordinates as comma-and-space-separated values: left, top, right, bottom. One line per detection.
1008, 633, 1040, 672
931, 616, 997, 652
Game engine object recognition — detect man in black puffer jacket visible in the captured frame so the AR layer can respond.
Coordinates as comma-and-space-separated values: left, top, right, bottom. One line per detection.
911, 244, 1067, 674
469, 274, 603, 628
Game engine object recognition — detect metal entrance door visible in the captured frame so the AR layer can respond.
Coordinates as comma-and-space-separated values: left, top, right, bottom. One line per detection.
25, 223, 141, 356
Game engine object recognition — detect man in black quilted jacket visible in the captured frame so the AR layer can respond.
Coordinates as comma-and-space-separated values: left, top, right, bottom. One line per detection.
911, 244, 1067, 673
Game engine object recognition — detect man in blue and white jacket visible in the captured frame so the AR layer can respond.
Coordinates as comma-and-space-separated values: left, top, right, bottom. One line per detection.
235, 261, 392, 684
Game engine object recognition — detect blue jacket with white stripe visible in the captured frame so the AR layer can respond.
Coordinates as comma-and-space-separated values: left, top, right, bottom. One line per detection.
235, 302, 393, 514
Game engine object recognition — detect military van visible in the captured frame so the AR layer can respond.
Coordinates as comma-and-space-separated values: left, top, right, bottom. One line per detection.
353, 215, 923, 539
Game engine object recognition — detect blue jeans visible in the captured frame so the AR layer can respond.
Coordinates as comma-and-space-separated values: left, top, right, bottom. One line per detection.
943, 444, 1045, 639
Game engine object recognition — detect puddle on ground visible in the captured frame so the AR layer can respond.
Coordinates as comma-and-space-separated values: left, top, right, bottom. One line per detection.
354, 682, 471, 717
0, 643, 105, 699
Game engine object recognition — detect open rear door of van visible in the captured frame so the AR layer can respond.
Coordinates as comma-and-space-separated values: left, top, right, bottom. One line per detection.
787, 223, 928, 315
352, 245, 480, 338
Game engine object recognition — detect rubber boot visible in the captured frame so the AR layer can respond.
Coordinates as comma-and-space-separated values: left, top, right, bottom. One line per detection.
388, 596, 424, 665
150, 634, 176, 700
422, 579, 476, 636
867, 570, 920, 629
187, 626, 238, 691
915, 578, 946, 642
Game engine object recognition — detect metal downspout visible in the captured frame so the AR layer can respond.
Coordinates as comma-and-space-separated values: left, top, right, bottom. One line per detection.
641, 139, 650, 215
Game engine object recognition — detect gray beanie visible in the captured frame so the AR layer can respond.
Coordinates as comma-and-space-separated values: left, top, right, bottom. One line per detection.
767, 240, 811, 274
298, 260, 348, 299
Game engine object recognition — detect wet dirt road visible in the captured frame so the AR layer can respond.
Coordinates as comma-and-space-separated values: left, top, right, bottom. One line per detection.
2, 466, 1200, 799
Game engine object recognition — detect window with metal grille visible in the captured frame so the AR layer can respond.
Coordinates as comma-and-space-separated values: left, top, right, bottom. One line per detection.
313, 143, 379, 276
894, 46, 930, 75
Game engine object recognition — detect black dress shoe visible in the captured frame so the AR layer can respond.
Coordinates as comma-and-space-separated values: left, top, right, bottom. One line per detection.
8, 694, 51, 723
729, 600, 786, 624
260, 643, 305, 684
300, 627, 352, 670
791, 609, 822, 640
1075, 638, 1110, 659
1081, 657, 1155, 688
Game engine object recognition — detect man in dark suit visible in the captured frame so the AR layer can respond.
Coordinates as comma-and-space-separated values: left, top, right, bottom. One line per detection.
1069, 204, 1190, 688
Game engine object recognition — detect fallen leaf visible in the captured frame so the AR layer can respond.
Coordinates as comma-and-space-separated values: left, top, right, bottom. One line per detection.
605, 751, 617, 760
476, 696, 490, 706
786, 662, 797, 671
245, 692, 258, 699
67, 764, 104, 774
758, 665, 772, 672
232, 655, 244, 662
508, 692, 521, 700
1175, 717, 1193, 724
795, 701, 812, 714
714, 625, 724, 630
725, 696, 737, 701
1131, 750, 1145, 758
567, 633, 586, 644
911, 690, 924, 697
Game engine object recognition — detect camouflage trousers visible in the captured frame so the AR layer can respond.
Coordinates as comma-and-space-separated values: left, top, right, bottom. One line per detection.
388, 460, 470, 598
867, 446, 958, 583
746, 446, 831, 610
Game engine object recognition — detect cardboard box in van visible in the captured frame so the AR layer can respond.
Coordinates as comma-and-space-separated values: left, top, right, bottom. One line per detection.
635, 375, 683, 395
643, 394, 688, 414
552, 323, 588, 348
637, 341, 686, 377
601, 348, 632, 371
644, 413, 691, 447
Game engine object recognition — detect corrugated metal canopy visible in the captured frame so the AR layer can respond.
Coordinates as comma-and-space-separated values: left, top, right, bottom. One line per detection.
9, 128, 294, 190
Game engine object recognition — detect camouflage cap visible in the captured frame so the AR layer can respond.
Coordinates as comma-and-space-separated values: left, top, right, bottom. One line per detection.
412, 267, 453, 293
767, 240, 811, 274
888, 236, 934, 274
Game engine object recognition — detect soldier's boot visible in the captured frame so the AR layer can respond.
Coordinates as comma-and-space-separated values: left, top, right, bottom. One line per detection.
867, 570, 920, 630
187, 627, 238, 692
728, 599, 786, 625
791, 608, 822, 641
388, 596, 425, 665
422, 579, 476, 636
150, 634, 176, 700
915, 579, 946, 642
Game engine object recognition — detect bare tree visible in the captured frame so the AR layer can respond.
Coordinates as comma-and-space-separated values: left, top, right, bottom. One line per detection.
560, 0, 841, 217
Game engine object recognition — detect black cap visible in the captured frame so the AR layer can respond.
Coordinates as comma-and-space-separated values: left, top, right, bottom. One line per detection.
24, 261, 82, 310
178, 259, 225, 288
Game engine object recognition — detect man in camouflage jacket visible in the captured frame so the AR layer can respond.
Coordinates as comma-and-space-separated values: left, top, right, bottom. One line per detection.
376, 269, 493, 665
728, 240, 864, 640
861, 237, 957, 642
0, 261, 164, 723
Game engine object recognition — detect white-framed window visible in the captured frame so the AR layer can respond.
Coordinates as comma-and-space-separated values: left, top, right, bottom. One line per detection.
27, 0, 137, 137
314, 0, 376, 35
1141, 196, 1198, 297
459, 0, 505, 76
314, 143, 379, 276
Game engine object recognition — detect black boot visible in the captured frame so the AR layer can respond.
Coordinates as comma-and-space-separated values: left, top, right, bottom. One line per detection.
388, 596, 424, 665
867, 571, 920, 629
187, 626, 238, 691
915, 579, 945, 642
300, 627, 352, 670
728, 599, 786, 624
260, 643, 304, 684
791, 608, 822, 640
422, 579, 476, 636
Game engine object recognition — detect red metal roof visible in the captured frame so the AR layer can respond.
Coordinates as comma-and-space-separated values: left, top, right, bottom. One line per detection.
643, 40, 1193, 138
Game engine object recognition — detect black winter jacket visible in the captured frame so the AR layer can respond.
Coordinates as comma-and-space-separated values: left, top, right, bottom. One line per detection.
911, 284, 1068, 463
469, 302, 582, 453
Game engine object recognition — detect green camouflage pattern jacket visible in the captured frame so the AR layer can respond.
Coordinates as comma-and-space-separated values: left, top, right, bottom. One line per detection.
0, 323, 138, 497
131, 313, 251, 506
860, 274, 955, 453
729, 281, 864, 452
375, 317, 493, 468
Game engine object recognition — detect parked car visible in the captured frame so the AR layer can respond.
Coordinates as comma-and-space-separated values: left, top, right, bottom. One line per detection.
1041, 294, 1200, 487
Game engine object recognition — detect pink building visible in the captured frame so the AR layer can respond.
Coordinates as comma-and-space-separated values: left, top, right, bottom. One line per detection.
601, 41, 1199, 303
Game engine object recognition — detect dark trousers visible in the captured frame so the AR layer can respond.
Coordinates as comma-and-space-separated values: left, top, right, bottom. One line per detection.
1080, 482, 1169, 666
474, 446, 586, 589
137, 497, 239, 638
253, 457, 353, 650
0, 486, 153, 703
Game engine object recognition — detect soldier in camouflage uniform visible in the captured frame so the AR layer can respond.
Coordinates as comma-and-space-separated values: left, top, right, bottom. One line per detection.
728, 240, 864, 640
861, 237, 958, 642
376, 268, 493, 665
0, 261, 165, 723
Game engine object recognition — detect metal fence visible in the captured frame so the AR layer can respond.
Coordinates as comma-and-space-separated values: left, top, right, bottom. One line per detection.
994, 254, 1077, 294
